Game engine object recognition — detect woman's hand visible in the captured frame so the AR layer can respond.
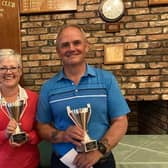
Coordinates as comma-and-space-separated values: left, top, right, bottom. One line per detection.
6, 119, 28, 147
5, 118, 17, 137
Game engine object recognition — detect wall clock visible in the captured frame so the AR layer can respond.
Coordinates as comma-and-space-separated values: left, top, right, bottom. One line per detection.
99, 0, 125, 22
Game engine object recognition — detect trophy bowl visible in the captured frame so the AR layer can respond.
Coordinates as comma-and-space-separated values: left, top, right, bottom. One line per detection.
67, 104, 98, 152
7, 101, 27, 143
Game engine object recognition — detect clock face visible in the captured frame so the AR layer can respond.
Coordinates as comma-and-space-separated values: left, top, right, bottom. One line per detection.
99, 0, 124, 22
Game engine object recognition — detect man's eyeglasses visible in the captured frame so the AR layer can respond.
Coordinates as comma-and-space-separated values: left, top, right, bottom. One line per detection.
0, 66, 20, 73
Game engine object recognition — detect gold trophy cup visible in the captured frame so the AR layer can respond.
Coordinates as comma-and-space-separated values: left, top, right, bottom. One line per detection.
67, 104, 97, 152
7, 101, 27, 143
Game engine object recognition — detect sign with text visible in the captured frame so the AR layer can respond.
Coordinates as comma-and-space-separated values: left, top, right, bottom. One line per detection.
20, 0, 77, 14
0, 0, 21, 53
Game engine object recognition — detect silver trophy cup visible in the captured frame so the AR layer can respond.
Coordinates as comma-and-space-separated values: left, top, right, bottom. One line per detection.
67, 104, 97, 152
7, 101, 27, 143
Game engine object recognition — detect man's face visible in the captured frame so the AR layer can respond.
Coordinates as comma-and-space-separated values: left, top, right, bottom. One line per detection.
56, 27, 89, 66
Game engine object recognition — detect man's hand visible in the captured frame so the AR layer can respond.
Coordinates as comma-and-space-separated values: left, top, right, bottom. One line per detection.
62, 125, 84, 147
73, 150, 103, 168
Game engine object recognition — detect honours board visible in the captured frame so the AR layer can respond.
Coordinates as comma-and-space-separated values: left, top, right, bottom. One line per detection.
20, 0, 77, 14
0, 0, 21, 53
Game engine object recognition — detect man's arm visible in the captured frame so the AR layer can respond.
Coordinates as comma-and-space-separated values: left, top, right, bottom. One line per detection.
73, 115, 128, 168
99, 115, 128, 152
36, 122, 84, 146
36, 122, 62, 143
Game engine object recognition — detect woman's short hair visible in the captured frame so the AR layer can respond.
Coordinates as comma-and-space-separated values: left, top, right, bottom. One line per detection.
0, 49, 22, 67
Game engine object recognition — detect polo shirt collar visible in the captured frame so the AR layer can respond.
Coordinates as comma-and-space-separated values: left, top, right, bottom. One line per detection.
84, 64, 96, 77
56, 64, 96, 81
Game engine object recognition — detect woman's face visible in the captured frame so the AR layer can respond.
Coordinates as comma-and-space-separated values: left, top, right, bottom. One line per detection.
0, 56, 22, 89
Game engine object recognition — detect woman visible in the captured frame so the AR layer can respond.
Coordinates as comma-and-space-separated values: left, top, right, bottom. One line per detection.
0, 49, 40, 168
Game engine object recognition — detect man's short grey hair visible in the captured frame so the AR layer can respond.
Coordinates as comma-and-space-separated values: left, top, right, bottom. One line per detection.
56, 24, 87, 49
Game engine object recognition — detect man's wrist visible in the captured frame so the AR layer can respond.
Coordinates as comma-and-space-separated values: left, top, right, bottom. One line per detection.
50, 130, 64, 143
51, 131, 58, 141
97, 138, 111, 155
98, 141, 107, 155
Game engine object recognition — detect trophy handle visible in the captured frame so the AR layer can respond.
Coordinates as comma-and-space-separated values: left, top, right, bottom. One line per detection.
86, 104, 91, 124
15, 123, 22, 134
67, 106, 81, 127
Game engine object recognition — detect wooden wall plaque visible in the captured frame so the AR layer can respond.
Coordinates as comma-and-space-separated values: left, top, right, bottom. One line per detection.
104, 44, 124, 64
149, 0, 168, 6
20, 0, 77, 14
0, 0, 21, 53
105, 23, 120, 33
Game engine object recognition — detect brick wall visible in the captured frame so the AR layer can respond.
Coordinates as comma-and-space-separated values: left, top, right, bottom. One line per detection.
20, 0, 168, 133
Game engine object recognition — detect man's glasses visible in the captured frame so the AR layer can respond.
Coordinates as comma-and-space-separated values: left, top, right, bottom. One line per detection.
0, 66, 20, 73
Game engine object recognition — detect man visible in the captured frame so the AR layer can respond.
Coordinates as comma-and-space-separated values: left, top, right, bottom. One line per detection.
37, 24, 130, 168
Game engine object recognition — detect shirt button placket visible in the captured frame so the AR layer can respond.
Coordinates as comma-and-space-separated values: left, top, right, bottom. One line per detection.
72, 82, 78, 95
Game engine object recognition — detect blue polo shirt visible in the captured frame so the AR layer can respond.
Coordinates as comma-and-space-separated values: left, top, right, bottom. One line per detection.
37, 64, 130, 156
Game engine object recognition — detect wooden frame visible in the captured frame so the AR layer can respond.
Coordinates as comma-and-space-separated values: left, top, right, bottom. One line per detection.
104, 44, 124, 64
0, 0, 21, 53
149, 0, 168, 6
105, 23, 120, 33
20, 0, 77, 14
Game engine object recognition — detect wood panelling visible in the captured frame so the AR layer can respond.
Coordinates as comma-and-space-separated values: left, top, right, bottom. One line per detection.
0, 0, 20, 53
20, 0, 77, 14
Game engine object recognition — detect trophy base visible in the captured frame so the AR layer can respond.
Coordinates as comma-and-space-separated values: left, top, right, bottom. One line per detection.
11, 132, 27, 144
77, 139, 98, 153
